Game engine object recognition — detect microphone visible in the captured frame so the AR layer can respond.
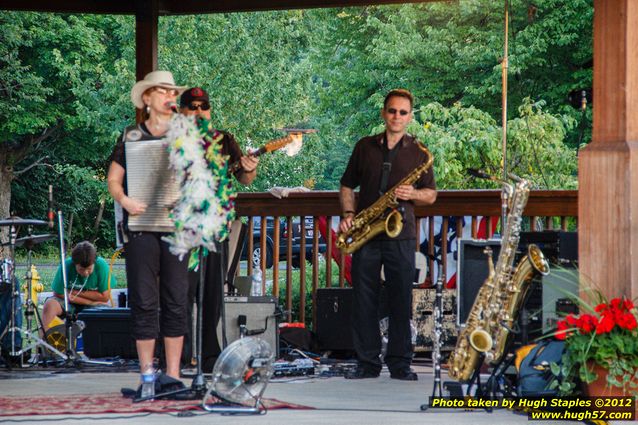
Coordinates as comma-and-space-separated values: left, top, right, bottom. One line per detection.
167, 102, 179, 113
47, 185, 55, 229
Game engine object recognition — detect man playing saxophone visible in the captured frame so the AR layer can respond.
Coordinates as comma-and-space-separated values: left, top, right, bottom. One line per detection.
339, 89, 437, 380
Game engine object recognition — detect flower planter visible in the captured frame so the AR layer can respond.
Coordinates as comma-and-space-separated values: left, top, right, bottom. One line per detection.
582, 363, 637, 397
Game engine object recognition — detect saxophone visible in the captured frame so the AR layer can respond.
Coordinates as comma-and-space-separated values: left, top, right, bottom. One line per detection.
447, 175, 550, 382
336, 143, 433, 254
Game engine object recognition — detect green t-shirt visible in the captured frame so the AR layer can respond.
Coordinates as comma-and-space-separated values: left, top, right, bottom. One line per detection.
51, 257, 112, 296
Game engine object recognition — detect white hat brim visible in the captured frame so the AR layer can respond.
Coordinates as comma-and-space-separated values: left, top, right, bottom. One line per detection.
130, 81, 187, 109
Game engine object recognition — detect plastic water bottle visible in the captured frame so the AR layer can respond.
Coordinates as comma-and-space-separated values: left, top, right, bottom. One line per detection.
140, 364, 156, 399
75, 331, 84, 355
251, 269, 263, 296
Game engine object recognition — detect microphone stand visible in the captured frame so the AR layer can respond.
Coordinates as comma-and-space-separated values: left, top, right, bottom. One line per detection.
55, 210, 117, 367
135, 241, 228, 402
57, 210, 74, 363
190, 247, 207, 394
219, 241, 228, 350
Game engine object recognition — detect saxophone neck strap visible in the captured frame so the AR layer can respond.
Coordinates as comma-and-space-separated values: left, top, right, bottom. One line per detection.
379, 137, 400, 195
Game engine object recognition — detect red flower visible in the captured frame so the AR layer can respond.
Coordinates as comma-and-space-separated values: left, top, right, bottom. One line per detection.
617, 312, 638, 331
576, 314, 599, 333
565, 315, 578, 326
555, 319, 574, 340
596, 314, 616, 334
610, 298, 623, 310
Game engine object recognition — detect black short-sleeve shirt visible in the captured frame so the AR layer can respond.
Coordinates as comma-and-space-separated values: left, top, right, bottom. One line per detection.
340, 132, 436, 240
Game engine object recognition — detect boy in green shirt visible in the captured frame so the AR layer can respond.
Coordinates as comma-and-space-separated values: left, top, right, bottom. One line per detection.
42, 241, 113, 330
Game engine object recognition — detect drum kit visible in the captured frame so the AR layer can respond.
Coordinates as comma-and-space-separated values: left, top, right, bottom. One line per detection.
0, 215, 114, 368
0, 217, 64, 366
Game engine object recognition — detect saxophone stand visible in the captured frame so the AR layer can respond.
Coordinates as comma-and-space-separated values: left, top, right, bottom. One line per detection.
463, 337, 518, 412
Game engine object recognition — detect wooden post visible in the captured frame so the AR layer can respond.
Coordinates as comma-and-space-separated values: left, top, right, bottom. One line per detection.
135, 0, 158, 123
579, 0, 638, 300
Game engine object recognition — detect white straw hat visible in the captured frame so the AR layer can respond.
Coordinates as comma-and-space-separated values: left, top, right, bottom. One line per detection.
130, 70, 187, 109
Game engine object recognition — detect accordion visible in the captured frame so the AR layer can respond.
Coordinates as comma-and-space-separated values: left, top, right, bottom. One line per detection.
125, 139, 180, 232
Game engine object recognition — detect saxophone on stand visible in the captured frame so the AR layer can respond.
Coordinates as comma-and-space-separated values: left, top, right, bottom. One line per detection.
447, 174, 550, 382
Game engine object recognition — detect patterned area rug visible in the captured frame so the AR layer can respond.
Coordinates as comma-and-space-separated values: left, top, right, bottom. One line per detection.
0, 393, 313, 416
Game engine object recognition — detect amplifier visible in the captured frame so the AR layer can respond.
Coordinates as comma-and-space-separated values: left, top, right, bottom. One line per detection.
315, 288, 353, 351
456, 239, 544, 344
457, 239, 501, 325
519, 231, 578, 263
216, 296, 279, 355
77, 307, 136, 359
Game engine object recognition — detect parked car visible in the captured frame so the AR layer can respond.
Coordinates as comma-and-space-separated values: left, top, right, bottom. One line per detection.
240, 216, 326, 268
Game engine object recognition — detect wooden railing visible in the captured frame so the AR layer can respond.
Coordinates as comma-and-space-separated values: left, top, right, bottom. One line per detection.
234, 190, 578, 326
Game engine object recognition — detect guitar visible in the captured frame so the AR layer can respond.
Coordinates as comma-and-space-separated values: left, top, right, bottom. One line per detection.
228, 133, 302, 174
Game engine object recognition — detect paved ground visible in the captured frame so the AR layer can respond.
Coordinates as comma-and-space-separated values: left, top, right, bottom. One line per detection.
0, 363, 592, 425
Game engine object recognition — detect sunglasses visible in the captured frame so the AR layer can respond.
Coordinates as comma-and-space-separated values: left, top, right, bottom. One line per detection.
153, 87, 180, 97
386, 108, 410, 116
188, 102, 210, 111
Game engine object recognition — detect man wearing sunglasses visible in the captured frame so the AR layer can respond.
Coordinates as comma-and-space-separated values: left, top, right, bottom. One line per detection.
339, 89, 437, 381
179, 87, 260, 372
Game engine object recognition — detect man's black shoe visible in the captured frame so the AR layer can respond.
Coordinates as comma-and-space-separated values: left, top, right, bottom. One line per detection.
344, 368, 380, 379
390, 369, 418, 381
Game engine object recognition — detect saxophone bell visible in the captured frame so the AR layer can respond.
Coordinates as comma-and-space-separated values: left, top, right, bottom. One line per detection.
384, 208, 404, 238
337, 208, 404, 254
468, 328, 493, 353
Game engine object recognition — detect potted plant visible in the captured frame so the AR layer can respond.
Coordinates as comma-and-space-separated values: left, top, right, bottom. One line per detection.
550, 295, 638, 397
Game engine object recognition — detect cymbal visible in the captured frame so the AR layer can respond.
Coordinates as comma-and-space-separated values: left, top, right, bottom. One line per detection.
1, 234, 55, 248
0, 218, 48, 227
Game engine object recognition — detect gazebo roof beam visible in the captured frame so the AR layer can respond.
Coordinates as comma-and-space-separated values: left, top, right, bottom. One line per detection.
0, 0, 440, 15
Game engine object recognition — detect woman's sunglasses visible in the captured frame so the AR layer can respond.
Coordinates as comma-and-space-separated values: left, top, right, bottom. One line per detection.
153, 87, 180, 96
188, 102, 211, 111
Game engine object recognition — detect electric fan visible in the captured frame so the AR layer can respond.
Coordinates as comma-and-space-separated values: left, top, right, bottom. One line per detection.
202, 337, 275, 414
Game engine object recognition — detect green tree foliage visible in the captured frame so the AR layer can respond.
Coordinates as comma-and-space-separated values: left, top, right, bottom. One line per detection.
1, 1, 591, 251
307, 0, 591, 188
161, 12, 325, 191
1, 12, 134, 250
382, 98, 578, 190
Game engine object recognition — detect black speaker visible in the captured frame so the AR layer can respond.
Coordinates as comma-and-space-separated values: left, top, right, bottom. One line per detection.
315, 288, 353, 351
519, 231, 578, 263
217, 296, 279, 355
457, 239, 501, 325
77, 307, 137, 358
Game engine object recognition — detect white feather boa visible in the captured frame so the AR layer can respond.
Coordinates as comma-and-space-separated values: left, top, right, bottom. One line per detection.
161, 114, 235, 259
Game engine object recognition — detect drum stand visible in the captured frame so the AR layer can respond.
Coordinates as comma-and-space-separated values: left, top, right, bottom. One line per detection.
0, 222, 67, 368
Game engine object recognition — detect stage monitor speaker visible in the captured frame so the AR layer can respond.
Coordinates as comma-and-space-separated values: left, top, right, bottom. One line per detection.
315, 288, 353, 351
78, 307, 137, 358
217, 296, 279, 355
541, 265, 579, 333
457, 239, 501, 326
519, 231, 578, 263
